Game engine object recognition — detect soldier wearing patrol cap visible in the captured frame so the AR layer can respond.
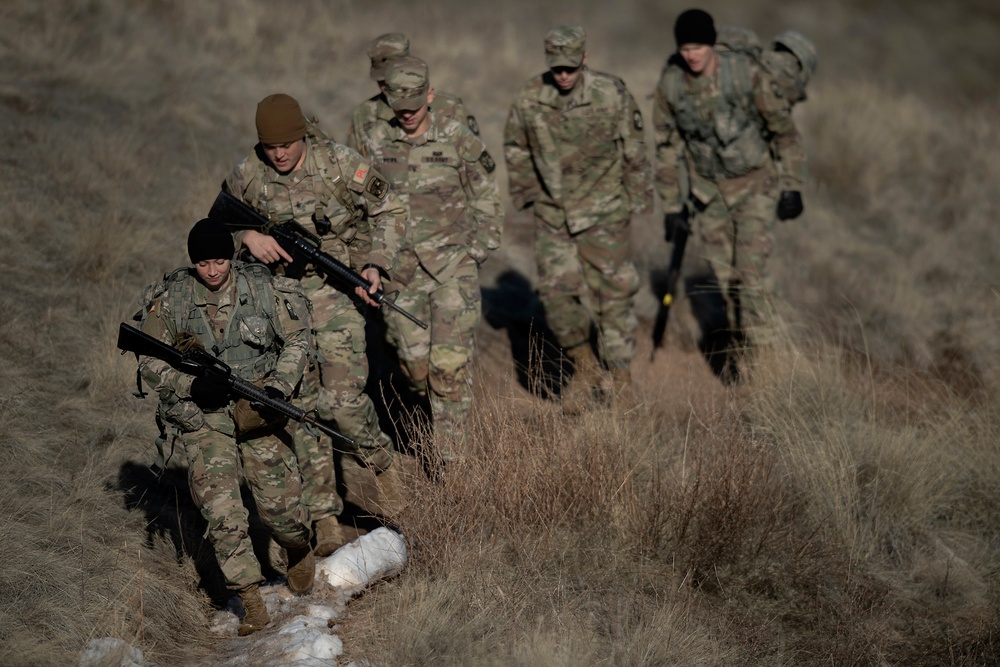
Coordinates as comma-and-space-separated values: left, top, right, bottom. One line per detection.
224, 92, 409, 552
504, 25, 653, 414
346, 32, 481, 155
363, 56, 504, 465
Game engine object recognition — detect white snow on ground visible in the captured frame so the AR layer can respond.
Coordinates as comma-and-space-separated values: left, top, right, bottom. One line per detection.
79, 527, 407, 667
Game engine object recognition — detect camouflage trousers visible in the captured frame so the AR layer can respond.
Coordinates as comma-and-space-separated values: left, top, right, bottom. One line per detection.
182, 422, 310, 592
301, 276, 395, 467
534, 212, 640, 367
695, 183, 777, 346
290, 368, 345, 524
384, 255, 481, 441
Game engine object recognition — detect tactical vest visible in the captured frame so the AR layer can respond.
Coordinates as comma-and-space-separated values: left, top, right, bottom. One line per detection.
245, 123, 371, 246
159, 262, 280, 382
662, 50, 771, 180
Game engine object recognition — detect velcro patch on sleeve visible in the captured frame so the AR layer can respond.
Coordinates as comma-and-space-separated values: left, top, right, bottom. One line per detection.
353, 164, 370, 185
633, 110, 643, 131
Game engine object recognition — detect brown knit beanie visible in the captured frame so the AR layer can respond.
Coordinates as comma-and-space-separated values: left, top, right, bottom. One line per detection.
255, 94, 307, 145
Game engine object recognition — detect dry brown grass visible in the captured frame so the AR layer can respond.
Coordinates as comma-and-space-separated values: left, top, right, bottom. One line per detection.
2, 0, 1000, 664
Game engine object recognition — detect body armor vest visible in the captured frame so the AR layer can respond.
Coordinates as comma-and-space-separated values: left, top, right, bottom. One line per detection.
663, 51, 771, 180
164, 262, 279, 382
247, 126, 371, 245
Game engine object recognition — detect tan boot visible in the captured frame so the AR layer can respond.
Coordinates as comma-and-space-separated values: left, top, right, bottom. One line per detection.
561, 344, 604, 415
238, 584, 270, 636
285, 544, 315, 595
371, 458, 409, 518
314, 516, 351, 558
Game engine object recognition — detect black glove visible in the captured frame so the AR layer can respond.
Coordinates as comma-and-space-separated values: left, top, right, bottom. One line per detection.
777, 190, 804, 221
664, 209, 690, 243
189, 376, 231, 411
251, 385, 288, 420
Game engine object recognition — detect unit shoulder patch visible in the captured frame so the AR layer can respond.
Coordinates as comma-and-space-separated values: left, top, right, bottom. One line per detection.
366, 175, 389, 199
633, 109, 643, 131
479, 150, 496, 174
467, 115, 480, 136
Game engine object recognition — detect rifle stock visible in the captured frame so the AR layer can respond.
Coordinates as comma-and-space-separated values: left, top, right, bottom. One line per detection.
209, 189, 428, 329
650, 225, 689, 359
117, 323, 355, 450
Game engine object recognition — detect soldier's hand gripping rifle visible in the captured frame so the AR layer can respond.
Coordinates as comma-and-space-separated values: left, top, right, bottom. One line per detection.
116, 322, 355, 450
209, 190, 428, 330
650, 208, 690, 360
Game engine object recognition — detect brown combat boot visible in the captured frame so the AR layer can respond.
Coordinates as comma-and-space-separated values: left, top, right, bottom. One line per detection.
314, 516, 352, 558
371, 458, 409, 518
561, 344, 604, 415
238, 584, 270, 636
285, 544, 315, 595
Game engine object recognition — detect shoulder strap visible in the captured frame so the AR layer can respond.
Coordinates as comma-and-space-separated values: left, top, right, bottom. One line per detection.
662, 57, 686, 112
235, 262, 276, 323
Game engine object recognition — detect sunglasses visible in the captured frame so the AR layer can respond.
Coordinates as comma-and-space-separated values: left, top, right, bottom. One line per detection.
550, 65, 581, 76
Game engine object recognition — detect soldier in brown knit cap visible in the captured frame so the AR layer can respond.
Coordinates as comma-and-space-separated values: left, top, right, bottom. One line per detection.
224, 92, 410, 558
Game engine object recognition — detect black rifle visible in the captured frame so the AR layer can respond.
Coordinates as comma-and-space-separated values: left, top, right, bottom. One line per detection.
209, 189, 428, 330
117, 322, 355, 450
650, 222, 690, 359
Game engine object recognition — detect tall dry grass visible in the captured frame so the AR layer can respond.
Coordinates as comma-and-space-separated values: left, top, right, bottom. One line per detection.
1, 0, 999, 664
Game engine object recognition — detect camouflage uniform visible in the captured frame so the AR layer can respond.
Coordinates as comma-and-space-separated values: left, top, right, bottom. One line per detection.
224, 129, 405, 521
138, 262, 311, 592
346, 32, 480, 155
653, 40, 807, 345
504, 26, 653, 370
364, 58, 504, 447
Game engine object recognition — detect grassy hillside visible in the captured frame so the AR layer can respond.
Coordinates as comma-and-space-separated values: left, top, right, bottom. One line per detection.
1, 1, 998, 665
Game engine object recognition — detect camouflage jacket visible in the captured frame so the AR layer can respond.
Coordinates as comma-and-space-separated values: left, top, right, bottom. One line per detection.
225, 136, 405, 277
503, 69, 653, 234
363, 113, 504, 283
346, 90, 479, 155
138, 263, 310, 431
652, 51, 807, 212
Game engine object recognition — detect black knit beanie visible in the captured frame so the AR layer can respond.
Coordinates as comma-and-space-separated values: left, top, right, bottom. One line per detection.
187, 217, 235, 263
674, 9, 717, 47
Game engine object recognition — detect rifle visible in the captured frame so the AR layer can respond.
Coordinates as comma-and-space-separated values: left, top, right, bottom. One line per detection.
650, 218, 689, 359
209, 189, 428, 330
116, 322, 355, 450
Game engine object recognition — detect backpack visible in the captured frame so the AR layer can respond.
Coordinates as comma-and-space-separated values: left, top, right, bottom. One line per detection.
714, 25, 817, 104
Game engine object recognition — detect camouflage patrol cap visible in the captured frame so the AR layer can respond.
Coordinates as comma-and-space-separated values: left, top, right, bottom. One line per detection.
384, 56, 430, 112
544, 25, 586, 68
368, 32, 410, 81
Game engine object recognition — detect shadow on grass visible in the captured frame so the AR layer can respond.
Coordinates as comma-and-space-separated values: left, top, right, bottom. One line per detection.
481, 269, 568, 400
649, 265, 743, 385
115, 458, 288, 608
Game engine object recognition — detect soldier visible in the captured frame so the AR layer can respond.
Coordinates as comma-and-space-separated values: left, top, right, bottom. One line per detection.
137, 218, 315, 636
363, 56, 504, 463
224, 93, 407, 552
653, 9, 807, 376
503, 25, 653, 413
345, 32, 480, 155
